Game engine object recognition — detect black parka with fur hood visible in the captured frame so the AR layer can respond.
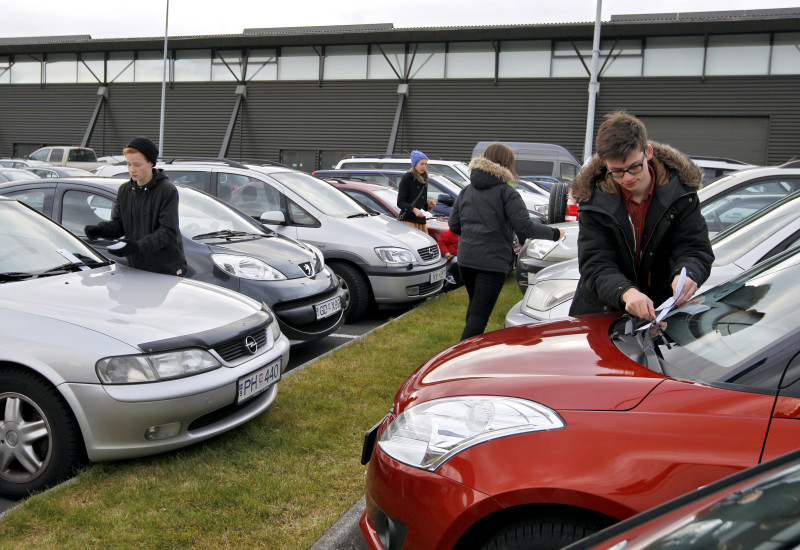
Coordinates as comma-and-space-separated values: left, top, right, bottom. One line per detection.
449, 157, 560, 274
569, 142, 713, 316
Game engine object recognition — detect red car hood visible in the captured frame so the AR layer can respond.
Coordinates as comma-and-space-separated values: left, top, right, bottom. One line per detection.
396, 315, 666, 413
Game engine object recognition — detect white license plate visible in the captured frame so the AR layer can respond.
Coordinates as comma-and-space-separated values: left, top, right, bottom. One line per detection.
237, 360, 281, 404
314, 296, 342, 320
430, 268, 446, 284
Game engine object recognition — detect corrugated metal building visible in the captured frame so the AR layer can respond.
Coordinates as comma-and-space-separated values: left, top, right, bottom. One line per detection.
1, 8, 799, 169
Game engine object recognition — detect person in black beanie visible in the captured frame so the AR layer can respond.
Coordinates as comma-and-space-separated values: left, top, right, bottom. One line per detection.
84, 136, 187, 277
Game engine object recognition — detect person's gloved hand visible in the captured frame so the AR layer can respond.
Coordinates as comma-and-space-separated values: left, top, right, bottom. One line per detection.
84, 225, 103, 240
106, 239, 139, 257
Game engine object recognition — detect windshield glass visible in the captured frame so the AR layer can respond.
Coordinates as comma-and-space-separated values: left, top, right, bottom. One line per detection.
177, 188, 271, 239
712, 195, 800, 266
0, 200, 106, 275
625, 250, 800, 388
271, 171, 367, 217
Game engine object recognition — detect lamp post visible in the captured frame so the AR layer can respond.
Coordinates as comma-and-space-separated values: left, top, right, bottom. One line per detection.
158, 0, 169, 157
583, 0, 602, 164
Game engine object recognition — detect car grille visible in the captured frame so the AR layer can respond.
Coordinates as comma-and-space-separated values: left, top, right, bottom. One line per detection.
418, 245, 439, 261
213, 324, 268, 363
272, 288, 343, 333
408, 280, 444, 296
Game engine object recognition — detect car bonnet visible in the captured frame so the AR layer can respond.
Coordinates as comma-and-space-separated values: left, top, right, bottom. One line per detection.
201, 233, 319, 278
339, 213, 439, 251
0, 265, 266, 347
394, 315, 666, 412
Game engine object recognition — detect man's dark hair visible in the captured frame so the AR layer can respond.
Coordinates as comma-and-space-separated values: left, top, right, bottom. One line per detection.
595, 111, 648, 161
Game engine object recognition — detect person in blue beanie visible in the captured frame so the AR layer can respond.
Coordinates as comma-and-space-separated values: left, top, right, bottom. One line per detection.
397, 150, 435, 233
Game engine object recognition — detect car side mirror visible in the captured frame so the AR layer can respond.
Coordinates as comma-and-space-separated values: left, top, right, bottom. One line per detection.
260, 210, 286, 224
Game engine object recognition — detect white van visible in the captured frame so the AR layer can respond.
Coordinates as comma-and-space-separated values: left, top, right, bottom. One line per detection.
472, 142, 581, 183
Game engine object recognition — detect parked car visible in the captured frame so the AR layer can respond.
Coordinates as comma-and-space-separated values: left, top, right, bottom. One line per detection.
515, 164, 800, 290
27, 146, 104, 171
24, 166, 94, 178
506, 190, 800, 326
0, 196, 290, 499
361, 244, 800, 549
0, 177, 346, 345
0, 168, 40, 183
565, 447, 800, 550
0, 158, 51, 169
322, 178, 451, 243
334, 155, 471, 188
690, 155, 757, 184
94, 160, 447, 322
472, 141, 582, 183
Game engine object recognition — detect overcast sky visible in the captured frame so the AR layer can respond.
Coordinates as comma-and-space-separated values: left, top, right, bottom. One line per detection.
1, 0, 799, 39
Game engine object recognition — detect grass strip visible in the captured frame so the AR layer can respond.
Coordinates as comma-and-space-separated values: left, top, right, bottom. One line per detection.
0, 278, 524, 549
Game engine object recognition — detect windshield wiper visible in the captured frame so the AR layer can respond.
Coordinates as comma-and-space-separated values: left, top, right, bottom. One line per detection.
0, 272, 33, 282
40, 261, 104, 275
347, 213, 372, 218
192, 230, 250, 240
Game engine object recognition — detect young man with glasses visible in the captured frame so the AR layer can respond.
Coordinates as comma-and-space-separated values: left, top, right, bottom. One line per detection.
569, 111, 713, 319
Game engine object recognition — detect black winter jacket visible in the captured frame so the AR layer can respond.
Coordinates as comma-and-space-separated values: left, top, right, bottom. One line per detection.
569, 143, 714, 315
449, 157, 560, 274
96, 169, 188, 276
397, 170, 429, 223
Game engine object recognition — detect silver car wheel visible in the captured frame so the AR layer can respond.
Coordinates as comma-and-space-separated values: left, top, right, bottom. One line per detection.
0, 391, 53, 485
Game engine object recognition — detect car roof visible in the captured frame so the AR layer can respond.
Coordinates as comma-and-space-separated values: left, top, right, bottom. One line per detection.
698, 165, 800, 199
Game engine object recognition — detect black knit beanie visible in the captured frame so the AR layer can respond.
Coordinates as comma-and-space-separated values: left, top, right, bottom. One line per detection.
126, 136, 159, 165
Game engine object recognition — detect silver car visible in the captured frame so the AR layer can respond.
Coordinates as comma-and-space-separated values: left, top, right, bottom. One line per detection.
0, 197, 289, 499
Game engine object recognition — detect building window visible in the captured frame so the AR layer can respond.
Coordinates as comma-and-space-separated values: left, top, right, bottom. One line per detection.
213, 50, 244, 81
368, 44, 405, 79
324, 45, 367, 80
174, 50, 211, 81
278, 46, 319, 80
446, 42, 494, 78
45, 53, 77, 83
498, 40, 551, 78
108, 51, 134, 83
0, 56, 12, 84
644, 36, 705, 76
246, 49, 277, 81
551, 41, 590, 77
134, 51, 164, 82
771, 32, 800, 74
9, 54, 41, 84
78, 53, 105, 83
706, 34, 771, 76
408, 43, 445, 79
597, 40, 642, 77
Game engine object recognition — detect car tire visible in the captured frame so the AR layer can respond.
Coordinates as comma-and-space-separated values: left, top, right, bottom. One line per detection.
479, 515, 603, 550
548, 181, 569, 224
329, 262, 370, 323
0, 368, 84, 499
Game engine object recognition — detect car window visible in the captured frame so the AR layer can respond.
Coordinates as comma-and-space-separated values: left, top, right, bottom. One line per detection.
427, 181, 446, 204
378, 162, 410, 170
270, 171, 366, 218
60, 190, 114, 236
340, 161, 378, 169
2, 188, 54, 214
516, 160, 554, 177
49, 149, 64, 162
167, 170, 209, 192
428, 165, 468, 188
343, 189, 387, 214
29, 149, 50, 162
286, 198, 318, 226
352, 173, 395, 188
32, 169, 56, 178
67, 149, 97, 162
703, 196, 786, 234
177, 188, 270, 238
216, 172, 281, 218
560, 163, 579, 182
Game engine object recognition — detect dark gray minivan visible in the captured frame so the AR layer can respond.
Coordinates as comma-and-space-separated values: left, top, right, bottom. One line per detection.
472, 142, 581, 183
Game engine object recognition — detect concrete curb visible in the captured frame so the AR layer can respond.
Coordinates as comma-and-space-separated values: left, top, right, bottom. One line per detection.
309, 496, 367, 550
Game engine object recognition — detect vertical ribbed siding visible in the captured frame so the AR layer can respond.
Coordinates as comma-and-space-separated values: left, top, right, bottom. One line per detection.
0, 75, 798, 167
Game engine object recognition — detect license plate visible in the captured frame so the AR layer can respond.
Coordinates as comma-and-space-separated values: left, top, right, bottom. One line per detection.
237, 360, 281, 404
430, 268, 446, 284
314, 296, 342, 320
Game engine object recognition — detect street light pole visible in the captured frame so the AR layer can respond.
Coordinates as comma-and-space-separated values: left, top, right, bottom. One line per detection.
158, 0, 169, 157
583, 0, 602, 164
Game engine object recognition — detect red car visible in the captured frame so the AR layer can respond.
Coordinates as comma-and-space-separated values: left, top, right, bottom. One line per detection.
324, 178, 450, 243
360, 246, 800, 549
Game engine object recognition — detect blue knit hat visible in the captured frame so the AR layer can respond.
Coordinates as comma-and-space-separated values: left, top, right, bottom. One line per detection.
410, 150, 428, 170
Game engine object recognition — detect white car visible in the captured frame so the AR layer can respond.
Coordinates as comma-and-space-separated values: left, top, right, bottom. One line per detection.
506, 190, 800, 327
335, 156, 471, 188
0, 197, 290, 498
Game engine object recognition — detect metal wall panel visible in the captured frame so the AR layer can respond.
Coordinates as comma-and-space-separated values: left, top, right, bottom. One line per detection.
1, 76, 798, 168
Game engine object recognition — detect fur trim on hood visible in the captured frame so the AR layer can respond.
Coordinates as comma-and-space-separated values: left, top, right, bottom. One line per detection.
468, 156, 516, 187
571, 142, 703, 204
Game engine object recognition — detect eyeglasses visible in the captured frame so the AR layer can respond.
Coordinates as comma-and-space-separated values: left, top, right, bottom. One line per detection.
607, 152, 647, 179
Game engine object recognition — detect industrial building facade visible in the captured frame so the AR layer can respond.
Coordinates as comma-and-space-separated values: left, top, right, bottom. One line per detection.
1, 8, 799, 170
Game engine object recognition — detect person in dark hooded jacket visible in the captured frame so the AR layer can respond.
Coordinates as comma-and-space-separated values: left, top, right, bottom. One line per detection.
450, 142, 563, 340
569, 111, 713, 320
84, 136, 187, 277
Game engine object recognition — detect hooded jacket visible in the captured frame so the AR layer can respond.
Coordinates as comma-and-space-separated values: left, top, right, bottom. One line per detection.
96, 168, 187, 276
569, 142, 713, 315
449, 157, 560, 274
397, 170, 430, 223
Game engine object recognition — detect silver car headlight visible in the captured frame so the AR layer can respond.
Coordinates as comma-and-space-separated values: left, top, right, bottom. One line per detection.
96, 349, 220, 384
212, 253, 287, 280
525, 279, 577, 311
525, 239, 558, 260
375, 247, 415, 264
378, 396, 565, 471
